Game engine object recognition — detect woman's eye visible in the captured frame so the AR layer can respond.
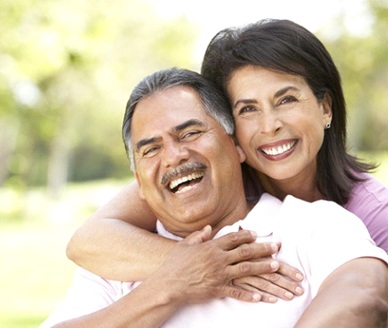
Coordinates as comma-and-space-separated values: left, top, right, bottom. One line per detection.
239, 105, 256, 114
279, 96, 297, 105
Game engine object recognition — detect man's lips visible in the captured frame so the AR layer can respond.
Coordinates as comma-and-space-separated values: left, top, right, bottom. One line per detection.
169, 172, 204, 193
161, 162, 207, 193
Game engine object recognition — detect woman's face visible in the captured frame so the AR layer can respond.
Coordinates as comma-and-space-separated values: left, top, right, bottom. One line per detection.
227, 65, 332, 183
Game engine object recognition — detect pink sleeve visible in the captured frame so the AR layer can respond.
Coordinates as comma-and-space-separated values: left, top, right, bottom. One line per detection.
345, 174, 388, 252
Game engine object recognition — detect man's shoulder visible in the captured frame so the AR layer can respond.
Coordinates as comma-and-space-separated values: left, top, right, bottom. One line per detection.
281, 195, 362, 229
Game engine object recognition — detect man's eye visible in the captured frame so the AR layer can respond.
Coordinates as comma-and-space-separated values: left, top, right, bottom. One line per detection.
182, 131, 201, 140
143, 146, 159, 157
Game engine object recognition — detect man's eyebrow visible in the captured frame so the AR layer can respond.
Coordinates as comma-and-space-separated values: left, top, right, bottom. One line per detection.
173, 119, 205, 132
136, 136, 160, 152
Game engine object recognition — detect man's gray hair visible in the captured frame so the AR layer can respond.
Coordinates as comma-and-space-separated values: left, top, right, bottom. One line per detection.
122, 67, 234, 171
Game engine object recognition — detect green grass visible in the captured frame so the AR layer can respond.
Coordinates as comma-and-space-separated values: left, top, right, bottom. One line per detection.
0, 179, 130, 328
0, 152, 387, 328
0, 224, 76, 327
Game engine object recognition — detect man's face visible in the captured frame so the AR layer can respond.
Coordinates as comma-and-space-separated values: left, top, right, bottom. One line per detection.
132, 85, 246, 237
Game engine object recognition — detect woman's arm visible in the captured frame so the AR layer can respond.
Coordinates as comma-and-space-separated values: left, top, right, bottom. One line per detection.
295, 257, 388, 328
67, 180, 304, 300
66, 181, 168, 281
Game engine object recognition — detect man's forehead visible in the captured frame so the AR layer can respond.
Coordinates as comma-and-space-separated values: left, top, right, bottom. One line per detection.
131, 87, 213, 138
133, 87, 209, 122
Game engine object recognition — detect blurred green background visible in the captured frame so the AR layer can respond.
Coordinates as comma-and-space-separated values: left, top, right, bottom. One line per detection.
1, 0, 387, 327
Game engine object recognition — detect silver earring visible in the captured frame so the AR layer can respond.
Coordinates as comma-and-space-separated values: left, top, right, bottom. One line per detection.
326, 122, 331, 129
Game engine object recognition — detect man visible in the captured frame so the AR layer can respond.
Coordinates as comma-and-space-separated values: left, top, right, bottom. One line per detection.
41, 68, 388, 328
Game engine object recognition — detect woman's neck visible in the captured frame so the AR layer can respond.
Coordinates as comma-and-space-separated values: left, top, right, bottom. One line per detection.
256, 171, 325, 202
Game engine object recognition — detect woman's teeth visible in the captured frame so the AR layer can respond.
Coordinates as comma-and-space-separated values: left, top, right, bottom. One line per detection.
261, 141, 296, 156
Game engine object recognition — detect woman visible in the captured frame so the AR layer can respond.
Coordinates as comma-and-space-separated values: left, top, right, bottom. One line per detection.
200, 19, 388, 246
66, 19, 388, 299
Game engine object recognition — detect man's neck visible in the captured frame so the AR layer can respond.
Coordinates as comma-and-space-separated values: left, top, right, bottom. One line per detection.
157, 197, 253, 240
209, 199, 253, 237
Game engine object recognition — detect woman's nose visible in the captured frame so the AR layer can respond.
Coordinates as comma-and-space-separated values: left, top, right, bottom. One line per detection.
259, 111, 282, 135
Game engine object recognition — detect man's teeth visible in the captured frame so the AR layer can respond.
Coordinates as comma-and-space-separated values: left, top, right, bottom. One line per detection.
169, 172, 203, 190
261, 141, 296, 156
175, 185, 193, 194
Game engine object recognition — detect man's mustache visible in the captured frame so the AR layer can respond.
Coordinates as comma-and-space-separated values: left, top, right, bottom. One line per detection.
160, 162, 207, 185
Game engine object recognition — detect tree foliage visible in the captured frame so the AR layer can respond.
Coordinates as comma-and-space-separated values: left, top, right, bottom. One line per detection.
0, 0, 197, 194
320, 0, 388, 152
1, 0, 387, 195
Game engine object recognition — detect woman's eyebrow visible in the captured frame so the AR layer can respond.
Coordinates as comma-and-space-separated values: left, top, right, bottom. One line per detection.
274, 86, 299, 97
233, 98, 258, 108
233, 86, 300, 108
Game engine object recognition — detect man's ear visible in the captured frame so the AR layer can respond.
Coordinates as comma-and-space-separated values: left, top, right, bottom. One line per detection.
236, 145, 246, 163
135, 172, 145, 200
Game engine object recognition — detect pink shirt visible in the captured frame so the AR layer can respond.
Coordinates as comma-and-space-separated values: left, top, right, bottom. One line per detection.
344, 173, 388, 252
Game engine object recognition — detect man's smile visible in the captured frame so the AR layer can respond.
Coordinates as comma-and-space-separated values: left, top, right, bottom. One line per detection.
169, 172, 204, 193
160, 162, 207, 194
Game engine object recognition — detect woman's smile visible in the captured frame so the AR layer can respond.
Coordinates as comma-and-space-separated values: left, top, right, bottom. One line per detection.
259, 139, 297, 160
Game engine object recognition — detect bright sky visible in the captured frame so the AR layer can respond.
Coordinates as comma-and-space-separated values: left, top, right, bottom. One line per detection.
145, 0, 372, 62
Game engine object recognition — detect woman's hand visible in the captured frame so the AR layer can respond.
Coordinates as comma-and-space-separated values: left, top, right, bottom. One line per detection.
233, 260, 304, 302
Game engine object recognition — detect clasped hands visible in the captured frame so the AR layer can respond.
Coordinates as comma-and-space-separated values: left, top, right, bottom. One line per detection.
151, 225, 304, 305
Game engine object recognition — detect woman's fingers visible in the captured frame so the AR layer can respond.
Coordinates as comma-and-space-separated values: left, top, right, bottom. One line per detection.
233, 273, 304, 302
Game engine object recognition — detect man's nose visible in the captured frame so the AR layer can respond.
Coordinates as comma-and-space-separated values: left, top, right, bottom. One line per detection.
162, 140, 190, 167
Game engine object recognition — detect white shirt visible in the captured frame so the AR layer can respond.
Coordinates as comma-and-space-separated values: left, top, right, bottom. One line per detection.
41, 194, 388, 328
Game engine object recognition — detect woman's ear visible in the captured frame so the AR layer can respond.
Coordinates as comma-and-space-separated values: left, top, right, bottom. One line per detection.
231, 135, 246, 163
236, 144, 246, 163
322, 92, 333, 121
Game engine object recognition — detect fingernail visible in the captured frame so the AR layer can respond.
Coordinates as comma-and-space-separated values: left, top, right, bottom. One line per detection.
295, 287, 304, 295
295, 273, 304, 281
285, 292, 294, 300
250, 230, 258, 238
270, 261, 279, 270
252, 293, 261, 302
270, 243, 278, 251
268, 296, 277, 303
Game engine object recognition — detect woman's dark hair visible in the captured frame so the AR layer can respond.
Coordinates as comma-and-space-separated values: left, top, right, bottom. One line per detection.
201, 18, 375, 205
